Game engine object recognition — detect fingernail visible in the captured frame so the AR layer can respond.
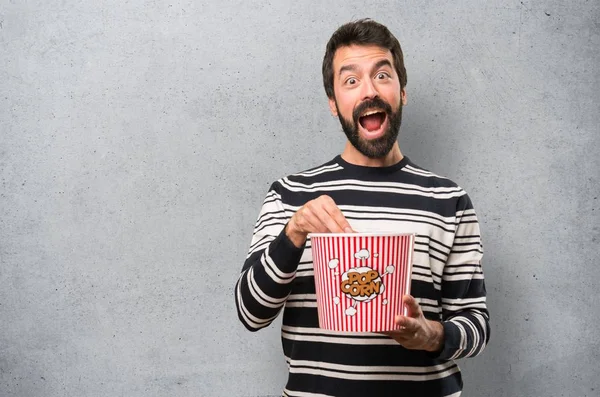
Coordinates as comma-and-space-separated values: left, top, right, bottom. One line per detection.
344, 227, 353, 233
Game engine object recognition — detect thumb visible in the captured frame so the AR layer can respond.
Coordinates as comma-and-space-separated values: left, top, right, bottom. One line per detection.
403, 295, 421, 318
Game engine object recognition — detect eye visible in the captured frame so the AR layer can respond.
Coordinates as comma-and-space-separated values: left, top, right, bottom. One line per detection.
376, 72, 390, 80
345, 77, 357, 85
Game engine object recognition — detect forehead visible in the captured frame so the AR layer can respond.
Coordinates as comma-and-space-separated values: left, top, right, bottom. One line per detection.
332, 45, 393, 74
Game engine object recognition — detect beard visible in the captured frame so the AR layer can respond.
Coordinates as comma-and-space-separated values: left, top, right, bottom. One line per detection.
336, 97, 403, 159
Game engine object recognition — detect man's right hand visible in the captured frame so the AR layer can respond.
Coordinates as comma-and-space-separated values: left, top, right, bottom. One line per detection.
285, 195, 354, 248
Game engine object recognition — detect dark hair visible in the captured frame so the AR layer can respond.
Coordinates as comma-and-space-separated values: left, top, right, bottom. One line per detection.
322, 19, 407, 99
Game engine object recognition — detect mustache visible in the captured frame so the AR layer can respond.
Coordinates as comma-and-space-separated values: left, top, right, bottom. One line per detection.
352, 97, 393, 123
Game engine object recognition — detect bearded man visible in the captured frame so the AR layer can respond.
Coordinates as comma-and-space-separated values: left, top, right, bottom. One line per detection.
234, 18, 490, 397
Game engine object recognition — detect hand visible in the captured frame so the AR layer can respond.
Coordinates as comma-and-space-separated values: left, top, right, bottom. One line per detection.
383, 295, 444, 352
285, 195, 354, 248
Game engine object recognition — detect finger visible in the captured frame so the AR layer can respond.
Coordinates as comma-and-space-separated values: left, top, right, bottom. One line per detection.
403, 295, 422, 318
381, 331, 418, 348
323, 196, 354, 233
318, 205, 352, 234
301, 206, 329, 233
394, 315, 420, 332
325, 204, 354, 233
310, 200, 344, 233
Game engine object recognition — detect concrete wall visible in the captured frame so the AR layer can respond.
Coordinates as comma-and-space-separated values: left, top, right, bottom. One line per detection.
1, 1, 598, 396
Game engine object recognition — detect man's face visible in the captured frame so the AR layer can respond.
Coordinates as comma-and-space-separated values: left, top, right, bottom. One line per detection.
328, 45, 407, 159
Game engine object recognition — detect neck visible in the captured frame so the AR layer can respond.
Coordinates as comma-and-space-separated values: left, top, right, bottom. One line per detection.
341, 142, 403, 167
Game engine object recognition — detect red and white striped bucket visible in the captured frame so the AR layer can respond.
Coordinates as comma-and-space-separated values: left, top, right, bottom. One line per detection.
309, 233, 415, 333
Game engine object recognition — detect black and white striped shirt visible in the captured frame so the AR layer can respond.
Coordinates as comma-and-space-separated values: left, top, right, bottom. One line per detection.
235, 155, 490, 397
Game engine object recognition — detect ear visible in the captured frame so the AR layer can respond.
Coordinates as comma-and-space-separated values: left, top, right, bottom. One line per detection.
401, 88, 407, 106
328, 96, 338, 117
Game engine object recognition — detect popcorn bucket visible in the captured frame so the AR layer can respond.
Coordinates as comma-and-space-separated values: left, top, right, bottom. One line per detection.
308, 233, 415, 332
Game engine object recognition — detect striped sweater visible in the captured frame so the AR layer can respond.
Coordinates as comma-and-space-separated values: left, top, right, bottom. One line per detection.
235, 155, 490, 397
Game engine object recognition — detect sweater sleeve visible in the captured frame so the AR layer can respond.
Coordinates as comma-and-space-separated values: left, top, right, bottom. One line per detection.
434, 192, 491, 360
234, 182, 304, 332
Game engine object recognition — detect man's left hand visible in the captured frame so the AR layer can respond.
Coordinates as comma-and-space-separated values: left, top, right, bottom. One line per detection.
383, 295, 445, 352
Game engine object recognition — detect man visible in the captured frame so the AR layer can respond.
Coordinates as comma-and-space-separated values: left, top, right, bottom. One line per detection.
235, 19, 490, 397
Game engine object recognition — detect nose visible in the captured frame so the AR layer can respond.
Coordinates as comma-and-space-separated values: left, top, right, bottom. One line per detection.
361, 78, 379, 101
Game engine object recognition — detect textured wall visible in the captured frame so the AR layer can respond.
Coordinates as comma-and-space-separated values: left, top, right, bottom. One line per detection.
1, 1, 598, 396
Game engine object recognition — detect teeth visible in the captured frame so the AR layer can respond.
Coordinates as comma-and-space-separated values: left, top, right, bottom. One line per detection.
362, 109, 381, 117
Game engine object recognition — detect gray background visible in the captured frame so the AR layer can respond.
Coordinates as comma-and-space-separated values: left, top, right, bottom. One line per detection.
1, 0, 598, 396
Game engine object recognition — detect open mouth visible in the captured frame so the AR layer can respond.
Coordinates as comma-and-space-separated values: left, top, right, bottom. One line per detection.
358, 109, 387, 137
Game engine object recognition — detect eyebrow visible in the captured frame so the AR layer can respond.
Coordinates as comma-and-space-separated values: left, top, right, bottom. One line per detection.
338, 59, 394, 77
373, 59, 393, 71
339, 64, 358, 76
